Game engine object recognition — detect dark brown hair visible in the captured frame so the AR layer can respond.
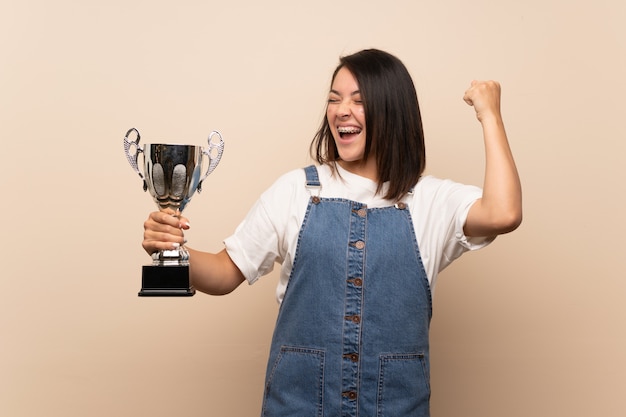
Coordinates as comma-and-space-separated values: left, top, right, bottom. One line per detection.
310, 49, 426, 201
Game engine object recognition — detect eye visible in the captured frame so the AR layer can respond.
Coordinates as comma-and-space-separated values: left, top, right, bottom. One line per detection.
327, 94, 340, 104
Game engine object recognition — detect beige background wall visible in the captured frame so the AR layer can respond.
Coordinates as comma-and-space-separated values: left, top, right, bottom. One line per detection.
1, 0, 624, 416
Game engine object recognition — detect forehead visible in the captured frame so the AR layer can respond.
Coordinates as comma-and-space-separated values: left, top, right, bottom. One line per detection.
331, 67, 359, 91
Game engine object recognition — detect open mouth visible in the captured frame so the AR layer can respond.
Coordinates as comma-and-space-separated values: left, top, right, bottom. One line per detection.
337, 126, 362, 138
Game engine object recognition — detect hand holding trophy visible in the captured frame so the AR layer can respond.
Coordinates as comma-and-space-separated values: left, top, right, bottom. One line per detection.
123, 128, 224, 296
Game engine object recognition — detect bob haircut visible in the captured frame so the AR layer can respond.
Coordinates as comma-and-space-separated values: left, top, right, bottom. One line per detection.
310, 49, 426, 201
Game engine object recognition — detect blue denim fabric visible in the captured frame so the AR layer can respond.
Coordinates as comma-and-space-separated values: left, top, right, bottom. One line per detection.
261, 166, 432, 417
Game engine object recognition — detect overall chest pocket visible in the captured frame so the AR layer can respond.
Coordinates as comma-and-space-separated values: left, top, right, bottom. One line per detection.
262, 346, 325, 417
377, 353, 431, 417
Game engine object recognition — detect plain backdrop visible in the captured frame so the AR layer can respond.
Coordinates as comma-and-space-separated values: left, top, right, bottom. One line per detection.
1, 1, 625, 416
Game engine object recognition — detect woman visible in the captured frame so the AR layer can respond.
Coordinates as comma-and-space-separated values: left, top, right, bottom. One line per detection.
143, 49, 522, 417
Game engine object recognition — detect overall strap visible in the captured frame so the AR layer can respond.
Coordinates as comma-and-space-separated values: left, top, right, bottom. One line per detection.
304, 165, 320, 187
304, 165, 321, 198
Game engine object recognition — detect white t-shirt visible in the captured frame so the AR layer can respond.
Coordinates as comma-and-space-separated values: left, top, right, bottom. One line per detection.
224, 164, 494, 303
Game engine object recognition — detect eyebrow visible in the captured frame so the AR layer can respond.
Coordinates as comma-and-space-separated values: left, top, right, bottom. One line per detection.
329, 89, 361, 96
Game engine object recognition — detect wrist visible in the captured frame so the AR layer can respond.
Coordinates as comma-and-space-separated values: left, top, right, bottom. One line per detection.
477, 111, 503, 126
478, 113, 504, 129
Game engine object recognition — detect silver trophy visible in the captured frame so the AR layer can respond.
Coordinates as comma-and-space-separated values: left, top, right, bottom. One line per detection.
124, 127, 224, 296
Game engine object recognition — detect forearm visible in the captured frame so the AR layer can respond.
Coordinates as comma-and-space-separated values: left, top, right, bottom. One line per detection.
466, 114, 522, 236
187, 248, 246, 295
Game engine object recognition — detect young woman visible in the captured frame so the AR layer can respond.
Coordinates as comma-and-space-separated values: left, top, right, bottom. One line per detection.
142, 49, 522, 417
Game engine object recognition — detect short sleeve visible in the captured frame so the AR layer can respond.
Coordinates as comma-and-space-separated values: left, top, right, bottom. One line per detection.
223, 169, 306, 285
453, 195, 496, 251
410, 176, 496, 285
224, 198, 279, 284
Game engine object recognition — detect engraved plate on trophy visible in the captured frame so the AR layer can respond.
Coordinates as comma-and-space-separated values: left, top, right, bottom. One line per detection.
123, 128, 224, 296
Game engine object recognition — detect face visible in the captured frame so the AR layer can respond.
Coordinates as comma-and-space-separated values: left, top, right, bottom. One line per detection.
327, 67, 376, 179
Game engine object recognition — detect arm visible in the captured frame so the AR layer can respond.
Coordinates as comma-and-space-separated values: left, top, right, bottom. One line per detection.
143, 210, 245, 295
462, 80, 522, 237
187, 248, 245, 295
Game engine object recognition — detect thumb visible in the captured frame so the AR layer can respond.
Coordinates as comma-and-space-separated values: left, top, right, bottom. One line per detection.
463, 80, 479, 106
463, 91, 474, 106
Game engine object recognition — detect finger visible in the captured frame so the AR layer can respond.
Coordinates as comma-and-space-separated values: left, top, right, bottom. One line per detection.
463, 80, 477, 106
463, 88, 474, 106
144, 216, 186, 245
144, 219, 185, 238
143, 224, 186, 250
178, 215, 191, 230
148, 210, 181, 228
171, 209, 190, 229
142, 210, 188, 255
142, 238, 185, 254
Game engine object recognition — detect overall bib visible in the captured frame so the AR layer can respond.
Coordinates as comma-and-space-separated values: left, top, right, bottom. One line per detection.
261, 166, 433, 417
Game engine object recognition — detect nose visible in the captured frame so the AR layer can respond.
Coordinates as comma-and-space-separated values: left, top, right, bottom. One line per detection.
337, 100, 351, 118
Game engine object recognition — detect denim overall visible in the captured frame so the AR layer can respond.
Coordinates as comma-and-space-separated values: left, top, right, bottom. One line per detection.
261, 166, 433, 417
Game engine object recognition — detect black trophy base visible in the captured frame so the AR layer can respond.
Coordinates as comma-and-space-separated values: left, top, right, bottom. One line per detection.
139, 264, 196, 297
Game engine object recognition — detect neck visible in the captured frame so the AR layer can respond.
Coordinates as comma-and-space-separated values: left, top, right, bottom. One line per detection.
337, 158, 378, 182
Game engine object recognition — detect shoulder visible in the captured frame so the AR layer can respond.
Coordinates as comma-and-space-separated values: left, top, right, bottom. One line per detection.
254, 166, 314, 222
409, 175, 484, 224
264, 164, 344, 197
413, 175, 483, 201
273, 166, 308, 187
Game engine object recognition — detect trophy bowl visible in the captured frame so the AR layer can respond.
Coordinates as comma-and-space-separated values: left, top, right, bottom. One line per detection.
124, 128, 224, 296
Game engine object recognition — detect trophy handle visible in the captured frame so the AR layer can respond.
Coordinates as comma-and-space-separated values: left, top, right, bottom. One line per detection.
198, 130, 224, 192
123, 128, 148, 191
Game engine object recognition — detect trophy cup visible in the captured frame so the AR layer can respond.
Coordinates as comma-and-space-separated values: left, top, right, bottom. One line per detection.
123, 128, 224, 296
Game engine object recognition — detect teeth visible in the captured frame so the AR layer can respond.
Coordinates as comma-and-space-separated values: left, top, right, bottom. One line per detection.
337, 126, 362, 134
